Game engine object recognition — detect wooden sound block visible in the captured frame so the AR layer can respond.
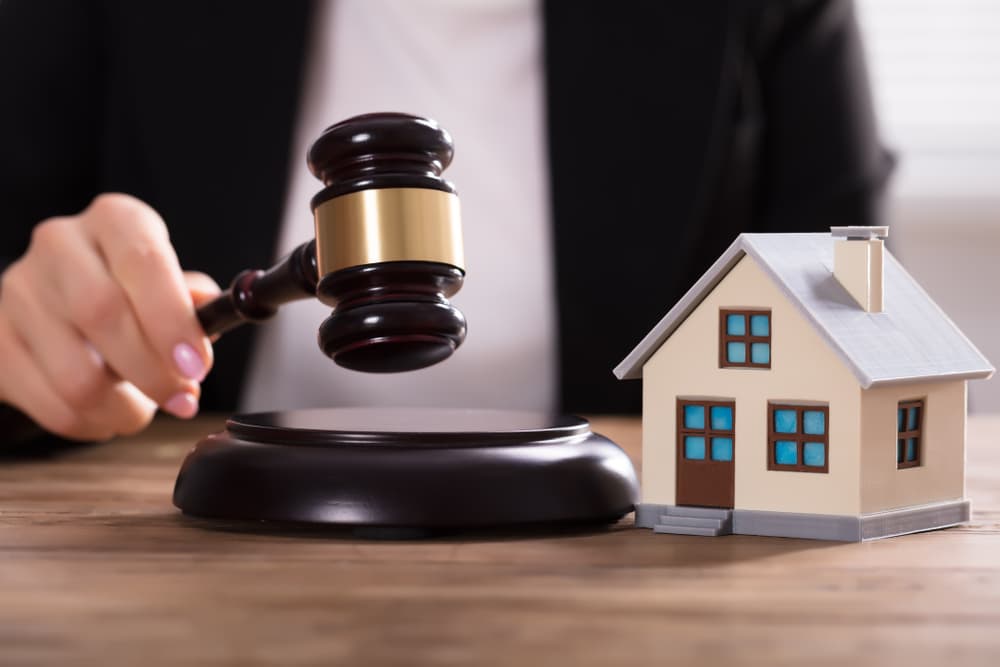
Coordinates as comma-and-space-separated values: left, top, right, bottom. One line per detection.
172, 408, 638, 531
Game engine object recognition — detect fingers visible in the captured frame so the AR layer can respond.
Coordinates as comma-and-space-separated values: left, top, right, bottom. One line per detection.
0, 314, 155, 441
0, 312, 90, 439
1, 259, 116, 413
23, 208, 201, 416
82, 194, 214, 386
184, 271, 224, 343
184, 271, 222, 308
0, 193, 214, 441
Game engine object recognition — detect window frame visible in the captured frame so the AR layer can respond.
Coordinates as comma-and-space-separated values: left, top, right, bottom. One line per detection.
677, 399, 736, 463
767, 403, 830, 474
897, 399, 924, 469
719, 309, 772, 369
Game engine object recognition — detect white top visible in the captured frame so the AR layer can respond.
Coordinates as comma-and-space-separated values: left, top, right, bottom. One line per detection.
241, 0, 557, 412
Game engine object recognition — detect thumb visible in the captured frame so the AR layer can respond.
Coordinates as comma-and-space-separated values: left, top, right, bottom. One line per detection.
184, 271, 223, 343
184, 271, 222, 308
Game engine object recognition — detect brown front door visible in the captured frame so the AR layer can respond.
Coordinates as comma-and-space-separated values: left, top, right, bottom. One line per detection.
676, 399, 735, 508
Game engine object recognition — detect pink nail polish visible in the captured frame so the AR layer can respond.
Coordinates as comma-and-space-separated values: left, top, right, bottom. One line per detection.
173, 342, 207, 381
164, 392, 199, 419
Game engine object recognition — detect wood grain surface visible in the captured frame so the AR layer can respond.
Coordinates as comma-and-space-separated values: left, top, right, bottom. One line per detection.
1, 415, 998, 666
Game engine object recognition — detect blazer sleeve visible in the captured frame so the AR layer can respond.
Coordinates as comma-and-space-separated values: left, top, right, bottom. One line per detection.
753, 0, 895, 230
0, 0, 104, 452
0, 0, 105, 264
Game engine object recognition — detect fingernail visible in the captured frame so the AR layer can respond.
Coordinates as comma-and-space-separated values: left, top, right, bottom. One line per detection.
173, 342, 207, 381
164, 392, 199, 419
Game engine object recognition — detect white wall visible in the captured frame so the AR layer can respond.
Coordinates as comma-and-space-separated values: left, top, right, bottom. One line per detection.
887, 202, 999, 413
857, 0, 1000, 412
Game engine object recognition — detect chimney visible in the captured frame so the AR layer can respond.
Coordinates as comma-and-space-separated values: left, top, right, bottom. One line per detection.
830, 226, 889, 313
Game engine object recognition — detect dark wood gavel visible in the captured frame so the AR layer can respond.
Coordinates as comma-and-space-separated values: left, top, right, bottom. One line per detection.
195, 112, 467, 373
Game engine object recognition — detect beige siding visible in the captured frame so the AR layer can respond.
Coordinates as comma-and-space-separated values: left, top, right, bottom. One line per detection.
641, 255, 863, 515
860, 380, 967, 513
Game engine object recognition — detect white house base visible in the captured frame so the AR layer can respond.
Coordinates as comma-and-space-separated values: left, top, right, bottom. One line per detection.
636, 500, 970, 542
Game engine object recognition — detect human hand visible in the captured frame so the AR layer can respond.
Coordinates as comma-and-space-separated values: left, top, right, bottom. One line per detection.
0, 194, 218, 441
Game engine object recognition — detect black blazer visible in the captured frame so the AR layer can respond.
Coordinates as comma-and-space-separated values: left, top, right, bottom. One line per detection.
0, 0, 891, 420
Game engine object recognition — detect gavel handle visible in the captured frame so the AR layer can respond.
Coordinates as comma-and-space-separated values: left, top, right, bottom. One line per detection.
196, 240, 320, 337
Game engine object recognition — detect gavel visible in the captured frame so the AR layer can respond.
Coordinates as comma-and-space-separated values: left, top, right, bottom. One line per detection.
195, 112, 467, 373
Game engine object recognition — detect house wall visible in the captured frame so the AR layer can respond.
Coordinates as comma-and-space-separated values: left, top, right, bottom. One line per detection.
641, 255, 864, 515
860, 380, 967, 513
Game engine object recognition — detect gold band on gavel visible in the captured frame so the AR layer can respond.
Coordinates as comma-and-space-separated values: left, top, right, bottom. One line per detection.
313, 188, 465, 275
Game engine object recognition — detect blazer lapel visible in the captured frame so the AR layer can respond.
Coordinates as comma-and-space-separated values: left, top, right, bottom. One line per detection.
543, 1, 737, 413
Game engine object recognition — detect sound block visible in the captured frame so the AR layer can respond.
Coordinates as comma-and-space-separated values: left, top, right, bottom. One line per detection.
172, 408, 639, 530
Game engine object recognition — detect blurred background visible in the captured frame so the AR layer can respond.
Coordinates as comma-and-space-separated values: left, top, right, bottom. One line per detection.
857, 0, 1000, 413
0, 0, 995, 412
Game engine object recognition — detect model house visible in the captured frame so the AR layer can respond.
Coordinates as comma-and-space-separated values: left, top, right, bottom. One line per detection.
614, 227, 993, 541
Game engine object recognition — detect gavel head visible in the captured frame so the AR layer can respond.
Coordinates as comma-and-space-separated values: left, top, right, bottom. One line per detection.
306, 112, 467, 373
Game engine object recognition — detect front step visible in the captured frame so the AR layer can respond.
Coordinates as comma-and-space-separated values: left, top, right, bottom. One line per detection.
653, 506, 734, 537
653, 524, 721, 537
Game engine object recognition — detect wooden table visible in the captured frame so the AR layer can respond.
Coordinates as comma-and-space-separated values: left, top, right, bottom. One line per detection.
1, 415, 998, 666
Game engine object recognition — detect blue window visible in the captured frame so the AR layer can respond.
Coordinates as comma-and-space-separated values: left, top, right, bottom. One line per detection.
750, 314, 770, 337
710, 406, 734, 431
721, 310, 771, 368
775, 440, 798, 465
684, 436, 706, 460
774, 409, 797, 434
679, 400, 735, 463
683, 405, 705, 430
803, 442, 826, 468
897, 400, 923, 468
750, 343, 770, 364
803, 411, 825, 435
711, 438, 734, 462
768, 403, 829, 473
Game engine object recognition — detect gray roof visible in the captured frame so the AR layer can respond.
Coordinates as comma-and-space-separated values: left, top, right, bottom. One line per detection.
614, 233, 994, 387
